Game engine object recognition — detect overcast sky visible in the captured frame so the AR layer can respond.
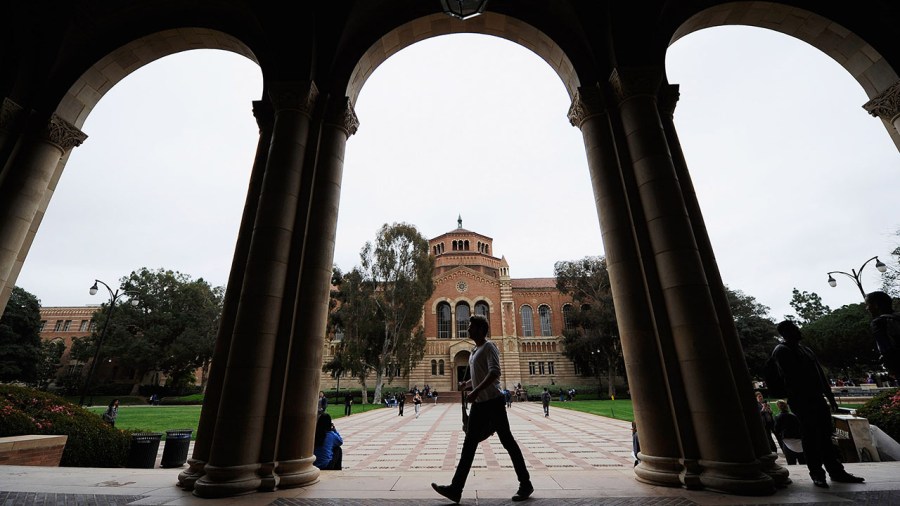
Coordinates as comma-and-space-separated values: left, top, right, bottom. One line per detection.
15, 25, 899, 322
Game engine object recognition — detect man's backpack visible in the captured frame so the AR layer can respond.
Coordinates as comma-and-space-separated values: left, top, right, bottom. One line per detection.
765, 345, 787, 399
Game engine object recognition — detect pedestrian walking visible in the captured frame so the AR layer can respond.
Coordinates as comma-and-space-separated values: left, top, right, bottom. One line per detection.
541, 387, 551, 417
344, 392, 353, 417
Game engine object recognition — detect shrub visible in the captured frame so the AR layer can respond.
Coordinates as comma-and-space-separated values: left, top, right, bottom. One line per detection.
856, 387, 900, 443
160, 393, 203, 405
0, 384, 131, 467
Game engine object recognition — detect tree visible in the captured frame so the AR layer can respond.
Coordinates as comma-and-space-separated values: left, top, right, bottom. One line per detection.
0, 286, 42, 383
36, 339, 66, 390
882, 228, 900, 297
786, 288, 831, 325
802, 303, 877, 378
89, 268, 223, 394
332, 223, 434, 404
554, 256, 620, 398
725, 286, 777, 379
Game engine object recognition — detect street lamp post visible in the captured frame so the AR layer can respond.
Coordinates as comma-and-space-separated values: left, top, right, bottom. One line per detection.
78, 279, 136, 406
826, 256, 887, 301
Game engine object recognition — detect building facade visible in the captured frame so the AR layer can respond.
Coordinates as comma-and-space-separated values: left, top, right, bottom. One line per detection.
320, 219, 594, 395
38, 306, 98, 381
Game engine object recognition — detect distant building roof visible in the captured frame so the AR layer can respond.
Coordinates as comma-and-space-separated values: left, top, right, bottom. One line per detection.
511, 278, 556, 289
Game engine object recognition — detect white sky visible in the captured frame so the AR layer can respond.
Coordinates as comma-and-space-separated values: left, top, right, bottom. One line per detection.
15, 25, 899, 323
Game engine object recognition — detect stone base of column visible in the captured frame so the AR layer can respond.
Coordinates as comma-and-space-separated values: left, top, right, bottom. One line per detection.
193, 463, 262, 498
758, 452, 791, 487
275, 456, 320, 489
679, 458, 703, 489
259, 461, 279, 492
698, 459, 776, 496
634, 454, 684, 488
176, 458, 206, 491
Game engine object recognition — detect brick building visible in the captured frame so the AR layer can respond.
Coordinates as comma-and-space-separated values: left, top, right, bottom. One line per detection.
320, 218, 595, 395
38, 306, 98, 380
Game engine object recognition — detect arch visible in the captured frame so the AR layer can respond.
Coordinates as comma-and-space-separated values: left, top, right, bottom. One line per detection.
431, 359, 437, 375
538, 304, 552, 336
520, 305, 534, 337
455, 301, 471, 338
669, 2, 900, 148
347, 12, 581, 106
437, 301, 452, 338
562, 303, 574, 331
474, 300, 490, 320
438, 360, 445, 376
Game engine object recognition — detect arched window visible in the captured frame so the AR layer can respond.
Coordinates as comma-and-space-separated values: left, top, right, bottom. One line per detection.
456, 302, 471, 338
562, 304, 574, 331
520, 305, 534, 337
439, 360, 445, 375
474, 301, 489, 321
485, 244, 490, 255
464, 240, 470, 250
437, 302, 451, 338
431, 360, 437, 375
539, 305, 552, 336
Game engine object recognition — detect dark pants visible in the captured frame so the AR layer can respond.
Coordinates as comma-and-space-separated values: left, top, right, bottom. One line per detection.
345, 404, 351, 417
790, 398, 844, 479
399, 403, 404, 416
451, 396, 530, 490
776, 436, 806, 465
323, 446, 342, 470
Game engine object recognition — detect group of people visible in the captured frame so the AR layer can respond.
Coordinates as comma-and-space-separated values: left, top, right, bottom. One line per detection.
318, 391, 354, 417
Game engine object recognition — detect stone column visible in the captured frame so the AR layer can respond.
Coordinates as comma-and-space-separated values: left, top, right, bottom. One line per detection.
0, 98, 26, 184
276, 95, 358, 488
568, 84, 686, 488
610, 67, 772, 495
193, 82, 318, 498
179, 99, 274, 491
658, 84, 790, 487
0, 114, 86, 312
863, 80, 900, 137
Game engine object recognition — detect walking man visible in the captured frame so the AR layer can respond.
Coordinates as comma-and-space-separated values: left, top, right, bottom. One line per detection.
541, 387, 551, 417
344, 392, 353, 417
772, 321, 864, 488
432, 314, 533, 503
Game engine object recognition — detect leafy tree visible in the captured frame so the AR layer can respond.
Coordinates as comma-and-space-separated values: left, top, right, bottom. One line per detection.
725, 286, 777, 379
802, 302, 877, 378
337, 223, 434, 404
554, 256, 620, 398
882, 229, 900, 297
36, 339, 66, 390
0, 286, 42, 383
88, 268, 223, 394
786, 288, 831, 325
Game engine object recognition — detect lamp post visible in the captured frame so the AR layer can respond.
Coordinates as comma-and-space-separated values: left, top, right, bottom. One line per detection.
78, 279, 137, 406
826, 256, 887, 301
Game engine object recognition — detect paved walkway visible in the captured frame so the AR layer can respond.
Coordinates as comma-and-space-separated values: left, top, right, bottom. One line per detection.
2, 402, 899, 505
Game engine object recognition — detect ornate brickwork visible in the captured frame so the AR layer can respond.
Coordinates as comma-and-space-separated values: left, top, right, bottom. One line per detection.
863, 80, 900, 121
268, 81, 318, 116
567, 85, 607, 128
43, 115, 87, 152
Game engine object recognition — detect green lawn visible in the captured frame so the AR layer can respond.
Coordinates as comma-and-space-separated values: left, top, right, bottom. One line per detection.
552, 399, 635, 422
87, 402, 383, 439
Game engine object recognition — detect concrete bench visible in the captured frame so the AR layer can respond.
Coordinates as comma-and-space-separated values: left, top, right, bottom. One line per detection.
0, 435, 67, 466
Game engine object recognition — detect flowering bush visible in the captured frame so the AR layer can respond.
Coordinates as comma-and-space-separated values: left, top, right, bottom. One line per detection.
856, 387, 900, 444
0, 385, 131, 467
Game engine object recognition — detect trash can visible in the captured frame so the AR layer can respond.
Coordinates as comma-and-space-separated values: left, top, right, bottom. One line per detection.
127, 432, 163, 469
160, 429, 193, 468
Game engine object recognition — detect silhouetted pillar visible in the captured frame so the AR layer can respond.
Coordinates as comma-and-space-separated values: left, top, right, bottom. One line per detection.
0, 98, 26, 185
0, 114, 86, 312
277, 95, 358, 488
658, 84, 790, 488
193, 81, 318, 498
610, 67, 773, 495
179, 99, 274, 491
568, 84, 686, 488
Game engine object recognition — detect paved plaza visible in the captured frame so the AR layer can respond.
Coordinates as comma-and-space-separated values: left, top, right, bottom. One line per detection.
1, 402, 899, 505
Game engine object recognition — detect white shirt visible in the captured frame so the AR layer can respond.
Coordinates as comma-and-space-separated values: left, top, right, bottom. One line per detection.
469, 340, 503, 403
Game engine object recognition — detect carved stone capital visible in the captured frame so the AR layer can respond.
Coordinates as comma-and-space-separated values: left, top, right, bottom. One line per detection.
326, 97, 359, 137
252, 99, 274, 132
1, 98, 25, 132
268, 81, 318, 117
609, 67, 663, 103
43, 115, 88, 152
567, 85, 607, 128
657, 84, 680, 119
863, 80, 900, 121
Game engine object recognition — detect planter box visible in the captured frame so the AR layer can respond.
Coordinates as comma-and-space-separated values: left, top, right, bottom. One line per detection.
0, 435, 67, 466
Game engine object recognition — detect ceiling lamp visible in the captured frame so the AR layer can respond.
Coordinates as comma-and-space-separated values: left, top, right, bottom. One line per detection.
440, 0, 488, 20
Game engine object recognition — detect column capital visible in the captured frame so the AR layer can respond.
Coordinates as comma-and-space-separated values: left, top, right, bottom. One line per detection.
863, 80, 900, 122
325, 97, 359, 137
609, 67, 663, 103
268, 81, 319, 116
252, 99, 274, 132
567, 85, 607, 128
0, 98, 25, 132
657, 84, 680, 119
43, 115, 87, 152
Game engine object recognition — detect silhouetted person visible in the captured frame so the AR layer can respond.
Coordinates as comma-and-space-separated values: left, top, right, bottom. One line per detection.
774, 399, 806, 465
313, 413, 343, 470
344, 392, 353, 417
865, 291, 900, 378
756, 391, 777, 452
772, 320, 864, 488
432, 314, 532, 503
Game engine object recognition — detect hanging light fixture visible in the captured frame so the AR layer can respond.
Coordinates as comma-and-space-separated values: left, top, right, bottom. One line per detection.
440, 0, 488, 20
